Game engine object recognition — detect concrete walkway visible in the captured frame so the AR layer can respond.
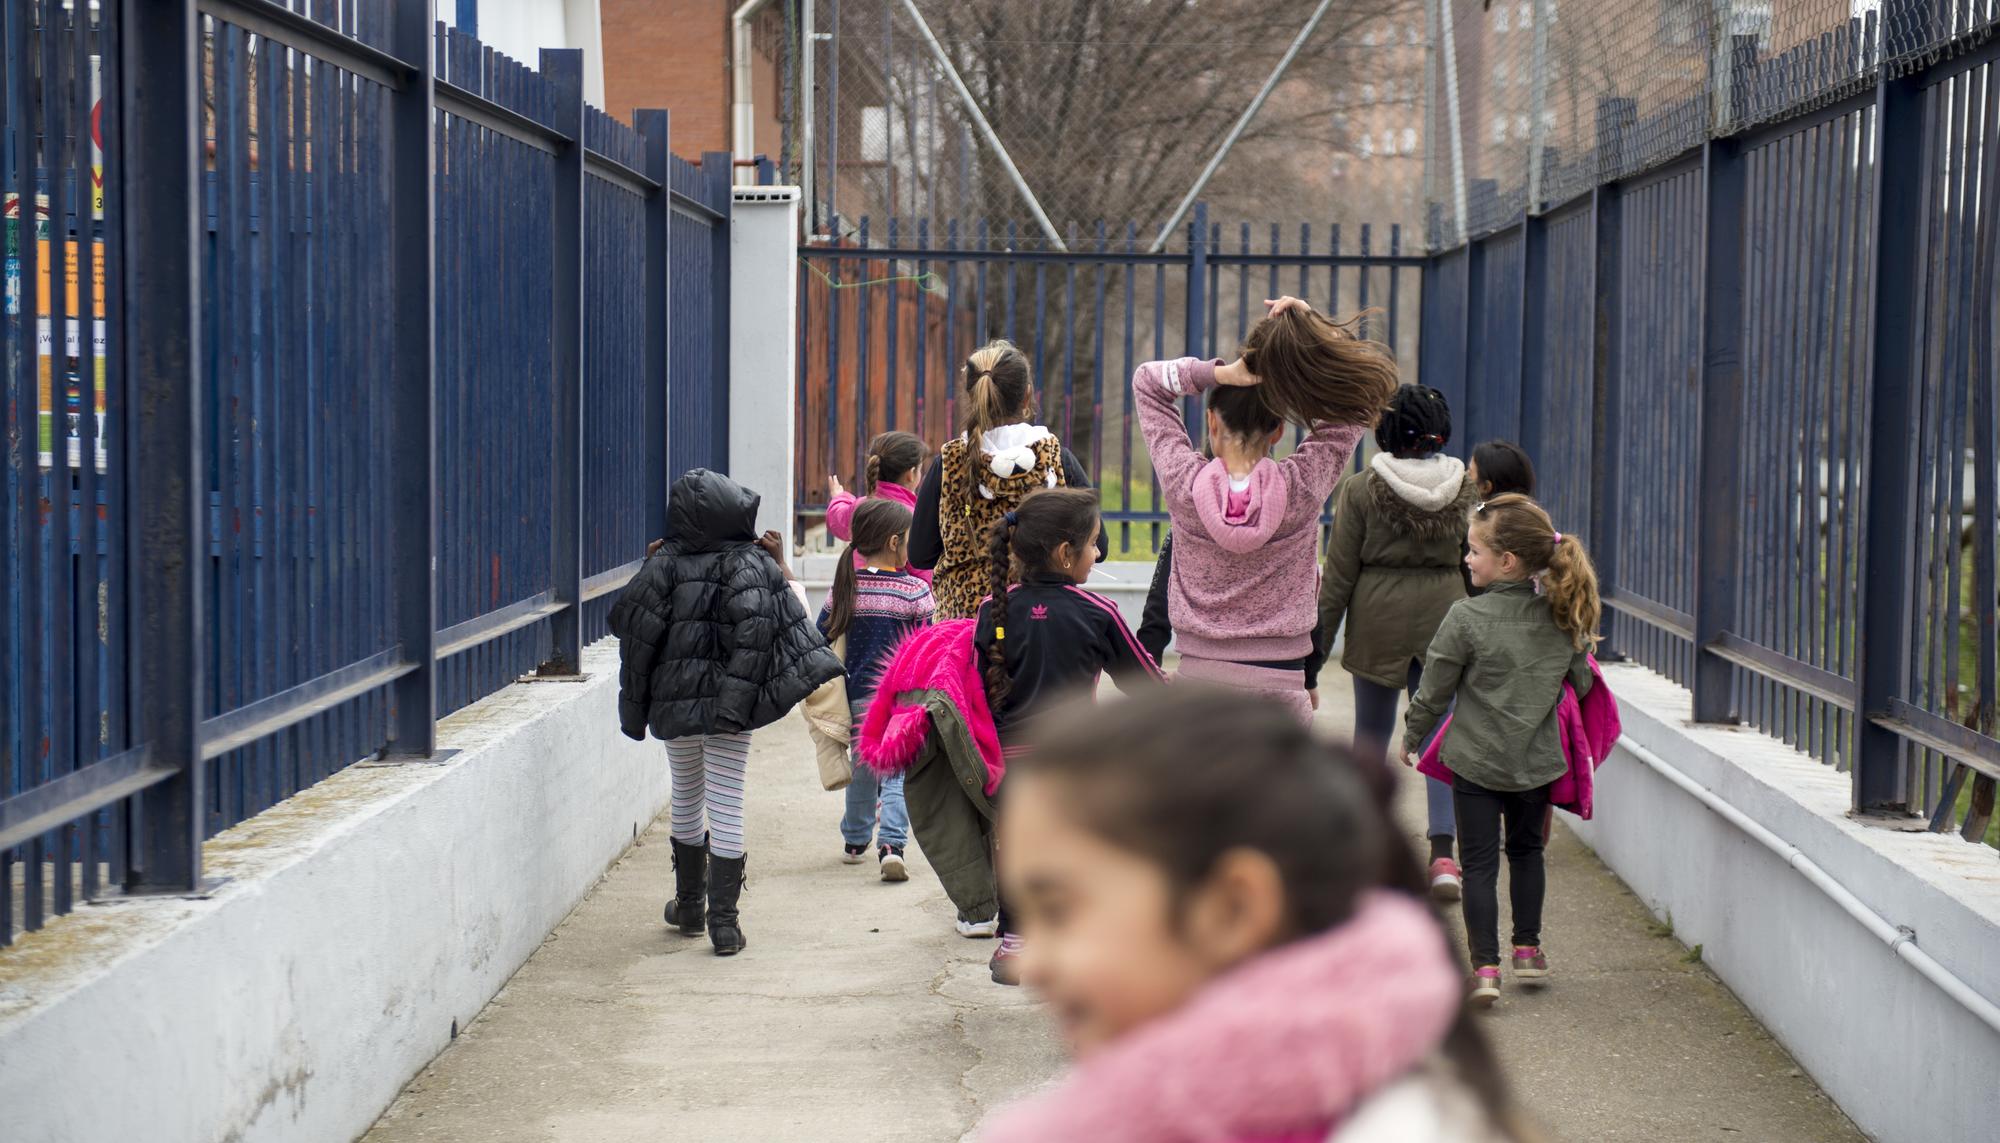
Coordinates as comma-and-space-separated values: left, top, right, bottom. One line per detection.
361, 676, 1863, 1143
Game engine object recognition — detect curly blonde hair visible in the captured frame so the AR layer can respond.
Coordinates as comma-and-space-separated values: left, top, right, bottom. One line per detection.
1472, 493, 1601, 653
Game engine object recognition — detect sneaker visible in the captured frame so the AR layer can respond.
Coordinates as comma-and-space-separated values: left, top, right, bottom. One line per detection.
1428, 858, 1463, 902
1511, 945, 1550, 981
990, 933, 1024, 986
841, 843, 869, 865
956, 916, 1000, 939
879, 844, 909, 882
1470, 965, 1501, 1008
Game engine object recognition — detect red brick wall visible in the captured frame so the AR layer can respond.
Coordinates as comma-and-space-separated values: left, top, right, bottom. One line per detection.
600, 0, 730, 150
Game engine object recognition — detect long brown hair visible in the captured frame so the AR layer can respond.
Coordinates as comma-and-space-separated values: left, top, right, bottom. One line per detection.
982, 488, 1100, 711
961, 340, 1035, 504
1472, 493, 1601, 652
864, 430, 929, 494
1016, 690, 1534, 1141
1238, 308, 1400, 429
825, 498, 914, 642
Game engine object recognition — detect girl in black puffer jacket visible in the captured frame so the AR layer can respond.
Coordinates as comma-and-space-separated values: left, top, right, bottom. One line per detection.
608, 468, 844, 956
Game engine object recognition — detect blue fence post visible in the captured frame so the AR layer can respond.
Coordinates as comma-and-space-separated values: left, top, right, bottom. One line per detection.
638, 110, 673, 541
703, 151, 733, 473
389, 1, 440, 753
1183, 202, 1207, 432
543, 49, 586, 675
1853, 65, 1927, 812
1590, 182, 1624, 659
1463, 238, 1487, 445
121, 0, 205, 890
1518, 214, 1548, 463
1691, 131, 1748, 724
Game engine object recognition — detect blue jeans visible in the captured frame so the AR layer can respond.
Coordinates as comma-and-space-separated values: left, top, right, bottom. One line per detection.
1352, 659, 1456, 842
841, 753, 909, 849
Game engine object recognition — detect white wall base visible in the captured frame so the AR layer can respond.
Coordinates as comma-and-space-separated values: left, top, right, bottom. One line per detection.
1572, 664, 2000, 1143
0, 640, 667, 1143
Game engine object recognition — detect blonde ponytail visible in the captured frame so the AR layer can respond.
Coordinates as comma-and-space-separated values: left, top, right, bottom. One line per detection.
1472, 493, 1602, 652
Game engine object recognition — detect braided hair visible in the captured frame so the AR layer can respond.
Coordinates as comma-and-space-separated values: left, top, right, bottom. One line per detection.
1373, 384, 1453, 459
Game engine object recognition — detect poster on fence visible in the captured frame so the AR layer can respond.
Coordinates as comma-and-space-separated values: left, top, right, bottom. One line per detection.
4, 191, 108, 473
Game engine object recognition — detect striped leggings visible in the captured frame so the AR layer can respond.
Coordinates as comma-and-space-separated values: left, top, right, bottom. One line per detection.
665, 731, 752, 859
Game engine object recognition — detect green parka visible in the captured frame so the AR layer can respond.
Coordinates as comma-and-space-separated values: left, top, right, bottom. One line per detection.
1317, 457, 1479, 689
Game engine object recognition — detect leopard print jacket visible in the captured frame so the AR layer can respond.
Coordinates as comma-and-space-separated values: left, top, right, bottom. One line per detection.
931, 435, 1069, 619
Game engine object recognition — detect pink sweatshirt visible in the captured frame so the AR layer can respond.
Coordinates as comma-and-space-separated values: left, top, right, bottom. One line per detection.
825, 480, 932, 586
1135, 358, 1365, 663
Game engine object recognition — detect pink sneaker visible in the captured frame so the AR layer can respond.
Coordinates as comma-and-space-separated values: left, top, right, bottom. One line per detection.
990, 933, 1024, 986
1428, 857, 1463, 902
1511, 945, 1550, 981
1470, 965, 1501, 1008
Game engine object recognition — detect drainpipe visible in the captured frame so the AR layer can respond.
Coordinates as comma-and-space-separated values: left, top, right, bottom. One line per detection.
733, 0, 776, 181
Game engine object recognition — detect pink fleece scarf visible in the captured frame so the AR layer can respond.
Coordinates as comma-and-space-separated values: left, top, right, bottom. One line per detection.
1190, 456, 1289, 554
980, 892, 1462, 1143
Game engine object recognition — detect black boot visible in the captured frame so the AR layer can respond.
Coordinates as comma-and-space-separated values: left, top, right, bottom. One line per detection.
707, 853, 748, 956
663, 836, 708, 935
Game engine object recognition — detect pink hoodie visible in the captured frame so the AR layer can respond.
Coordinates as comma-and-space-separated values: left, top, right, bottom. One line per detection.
979, 892, 1462, 1143
1135, 359, 1365, 662
826, 481, 933, 586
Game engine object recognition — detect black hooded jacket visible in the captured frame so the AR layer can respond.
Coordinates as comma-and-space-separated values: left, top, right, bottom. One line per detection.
608, 469, 844, 741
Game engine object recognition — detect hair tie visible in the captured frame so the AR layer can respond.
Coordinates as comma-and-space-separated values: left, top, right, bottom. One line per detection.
1004, 511, 1019, 526
1553, 531, 1564, 544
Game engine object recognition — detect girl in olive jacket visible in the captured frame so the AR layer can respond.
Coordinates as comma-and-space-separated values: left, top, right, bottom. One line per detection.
1317, 386, 1475, 901
1400, 494, 1599, 1008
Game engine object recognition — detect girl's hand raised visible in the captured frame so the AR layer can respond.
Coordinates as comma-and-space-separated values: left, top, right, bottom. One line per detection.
1263, 295, 1314, 317
1214, 358, 1261, 388
828, 474, 846, 499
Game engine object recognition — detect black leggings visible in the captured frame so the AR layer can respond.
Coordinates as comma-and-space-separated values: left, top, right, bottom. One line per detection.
1453, 775, 1554, 967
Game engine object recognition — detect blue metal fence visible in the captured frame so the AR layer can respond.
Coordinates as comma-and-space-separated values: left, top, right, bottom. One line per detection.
0, 0, 733, 945
795, 205, 1424, 556
1421, 4, 2000, 846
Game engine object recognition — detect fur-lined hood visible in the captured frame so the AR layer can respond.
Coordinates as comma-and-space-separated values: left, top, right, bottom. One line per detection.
1368, 455, 1476, 543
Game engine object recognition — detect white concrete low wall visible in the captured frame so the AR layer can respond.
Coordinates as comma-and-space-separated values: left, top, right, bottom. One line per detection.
0, 640, 667, 1143
1571, 664, 2000, 1143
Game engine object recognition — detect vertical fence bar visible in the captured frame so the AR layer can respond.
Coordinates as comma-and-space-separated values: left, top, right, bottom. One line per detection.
1518, 214, 1548, 464
638, 110, 672, 539
704, 151, 732, 472
390, 2, 439, 750
1855, 70, 1928, 811
543, 49, 584, 675
1591, 185, 1625, 657
121, 0, 202, 889
1183, 202, 1207, 430
1692, 134, 1748, 724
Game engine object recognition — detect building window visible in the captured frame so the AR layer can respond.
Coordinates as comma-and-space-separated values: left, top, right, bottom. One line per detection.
1492, 115, 1507, 144
1362, 83, 1376, 103
1358, 134, 1374, 158
1495, 6, 1510, 32
1402, 126, 1418, 153
861, 106, 888, 162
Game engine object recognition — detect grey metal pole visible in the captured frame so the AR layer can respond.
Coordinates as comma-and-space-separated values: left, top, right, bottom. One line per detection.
1150, 0, 1337, 253
1527, 0, 1551, 210
802, 0, 817, 234
894, 0, 1066, 250
1437, 0, 1470, 244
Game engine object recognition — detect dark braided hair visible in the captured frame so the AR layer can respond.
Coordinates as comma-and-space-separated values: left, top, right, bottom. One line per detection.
863, 430, 929, 494
981, 488, 1101, 713
1373, 384, 1453, 458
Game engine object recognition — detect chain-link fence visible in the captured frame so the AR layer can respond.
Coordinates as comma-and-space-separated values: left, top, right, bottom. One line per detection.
1431, 0, 2000, 246
776, 0, 1431, 246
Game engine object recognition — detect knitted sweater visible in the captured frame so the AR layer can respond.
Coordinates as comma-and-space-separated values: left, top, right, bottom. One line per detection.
1134, 358, 1366, 663
815, 568, 935, 704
